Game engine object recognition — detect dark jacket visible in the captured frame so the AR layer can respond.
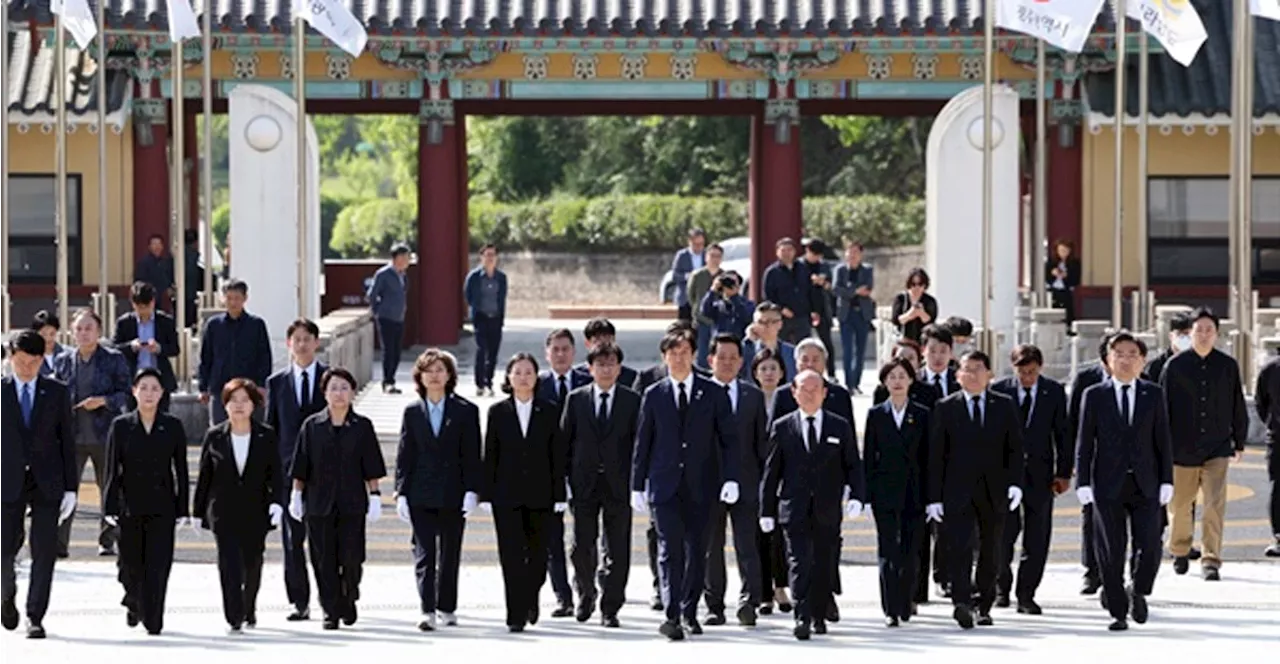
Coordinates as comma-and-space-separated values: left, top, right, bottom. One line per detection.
1, 376, 76, 504
760, 409, 864, 528
103, 411, 190, 518
576, 362, 638, 394
927, 390, 1025, 507
560, 384, 641, 503
863, 400, 930, 513
394, 394, 483, 510
773, 379, 854, 429
192, 420, 282, 534
537, 369, 590, 407
291, 410, 386, 516
632, 375, 739, 504
482, 397, 565, 509
367, 263, 408, 323
52, 344, 132, 444
1159, 348, 1248, 466
890, 292, 939, 343
112, 311, 181, 392
761, 260, 812, 322
714, 379, 771, 498
1069, 364, 1108, 444
1075, 379, 1174, 501
463, 266, 509, 321
265, 363, 328, 472
832, 262, 875, 324
992, 375, 1072, 490
197, 311, 273, 395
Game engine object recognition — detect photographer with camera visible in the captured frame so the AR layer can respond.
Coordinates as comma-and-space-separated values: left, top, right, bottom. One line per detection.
699, 271, 755, 342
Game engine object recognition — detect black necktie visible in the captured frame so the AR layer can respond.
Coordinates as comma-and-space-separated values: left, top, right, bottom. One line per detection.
1020, 387, 1032, 426
970, 395, 982, 426
558, 375, 568, 403
723, 382, 734, 412
597, 392, 610, 429
300, 370, 311, 411
678, 382, 689, 417
1121, 384, 1131, 426
934, 372, 943, 396
806, 415, 817, 452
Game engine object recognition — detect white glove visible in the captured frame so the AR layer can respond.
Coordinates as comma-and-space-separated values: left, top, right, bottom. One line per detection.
758, 517, 776, 533
268, 504, 283, 528
1007, 486, 1023, 512
844, 499, 864, 518
366, 495, 381, 523
479, 501, 492, 514
1158, 483, 1174, 506
554, 502, 568, 514
58, 491, 77, 525
565, 481, 573, 501
862, 503, 874, 520
1076, 486, 1095, 506
630, 491, 648, 514
720, 481, 740, 505
289, 489, 305, 521
175, 516, 194, 529
104, 515, 119, 527
396, 496, 412, 523
925, 503, 944, 523
462, 491, 479, 518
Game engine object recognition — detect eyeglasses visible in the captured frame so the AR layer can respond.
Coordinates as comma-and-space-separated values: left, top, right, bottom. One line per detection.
908, 281, 925, 288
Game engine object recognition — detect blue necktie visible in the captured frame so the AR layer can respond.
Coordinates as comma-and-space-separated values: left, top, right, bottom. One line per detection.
21, 384, 33, 427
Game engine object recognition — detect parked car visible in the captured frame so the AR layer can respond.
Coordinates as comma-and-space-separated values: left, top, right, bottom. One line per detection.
658, 236, 839, 303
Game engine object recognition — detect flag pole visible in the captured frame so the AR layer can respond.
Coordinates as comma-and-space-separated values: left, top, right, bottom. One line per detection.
294, 13, 308, 319
171, 37, 187, 381
1228, 2, 1245, 326
1136, 27, 1149, 330
1, 0, 10, 333
980, 0, 995, 356
96, 0, 110, 334
201, 0, 214, 309
1239, 7, 1255, 386
55, 13, 70, 333
1033, 37, 1048, 306
1111, 0, 1127, 329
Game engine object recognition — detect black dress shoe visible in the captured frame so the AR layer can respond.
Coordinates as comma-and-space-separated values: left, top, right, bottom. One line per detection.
1130, 589, 1148, 624
936, 582, 952, 599
126, 610, 139, 628
650, 594, 665, 611
287, 607, 310, 621
813, 620, 828, 635
995, 594, 1011, 608
1188, 547, 1202, 561
245, 613, 257, 628
825, 601, 840, 623
704, 611, 726, 626
322, 619, 339, 630
527, 605, 539, 625
1, 600, 18, 631
342, 601, 357, 625
1016, 599, 1042, 615
659, 620, 684, 641
758, 602, 773, 615
508, 624, 525, 633
1108, 619, 1129, 631
555, 601, 576, 618
735, 605, 757, 626
1203, 567, 1220, 581
601, 614, 620, 628
1173, 556, 1190, 575
1080, 576, 1102, 595
146, 627, 162, 636
976, 611, 994, 626
885, 616, 900, 627
26, 620, 45, 639
793, 621, 811, 641
953, 606, 975, 630
683, 617, 702, 635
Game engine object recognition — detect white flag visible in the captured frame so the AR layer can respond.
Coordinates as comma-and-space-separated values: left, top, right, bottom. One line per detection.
294, 0, 369, 59
994, 0, 1108, 53
1252, 0, 1280, 22
1127, 0, 1207, 67
49, 0, 98, 50
165, 0, 203, 42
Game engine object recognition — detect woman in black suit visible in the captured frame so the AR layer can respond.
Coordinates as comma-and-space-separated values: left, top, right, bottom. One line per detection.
862, 358, 930, 627
102, 367, 190, 635
1046, 239, 1080, 328
872, 339, 936, 407
890, 268, 938, 343
393, 349, 482, 632
480, 352, 566, 632
749, 349, 791, 615
288, 367, 386, 631
192, 377, 282, 633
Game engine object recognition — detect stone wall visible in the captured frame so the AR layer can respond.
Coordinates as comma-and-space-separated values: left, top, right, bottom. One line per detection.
498, 245, 926, 317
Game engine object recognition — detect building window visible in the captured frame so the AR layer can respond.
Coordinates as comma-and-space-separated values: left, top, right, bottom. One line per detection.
1148, 176, 1280, 285
6, 174, 82, 285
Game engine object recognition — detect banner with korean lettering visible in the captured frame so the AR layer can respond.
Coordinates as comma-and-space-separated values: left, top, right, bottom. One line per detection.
50, 0, 98, 50
164, 0, 203, 42
995, 0, 1108, 53
1252, 0, 1280, 22
293, 0, 369, 58
1127, 0, 1208, 67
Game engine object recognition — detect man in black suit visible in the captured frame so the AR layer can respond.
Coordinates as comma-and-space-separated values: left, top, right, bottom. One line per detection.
703, 333, 768, 627
572, 318, 638, 390
632, 331, 740, 640
2, 331, 79, 639
993, 344, 1070, 614
927, 350, 1024, 629
771, 337, 852, 621
913, 325, 959, 602
536, 327, 587, 617
560, 342, 640, 627
1076, 332, 1173, 631
265, 318, 327, 621
113, 282, 181, 413
760, 369, 865, 640
1070, 334, 1111, 594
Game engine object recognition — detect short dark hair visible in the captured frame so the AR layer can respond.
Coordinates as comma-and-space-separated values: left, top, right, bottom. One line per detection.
893, 338, 922, 359
545, 328, 575, 347
920, 325, 953, 348
31, 310, 59, 331
390, 243, 412, 258
905, 267, 930, 289
71, 307, 102, 329
222, 278, 248, 295
286, 318, 320, 339
131, 281, 156, 304
710, 333, 742, 357
665, 320, 695, 335
148, 233, 165, 243
688, 228, 706, 239
413, 348, 459, 397
1108, 331, 1149, 357
706, 243, 723, 255
750, 347, 782, 379
500, 352, 539, 395
879, 357, 917, 384
132, 367, 165, 387
803, 238, 827, 256
1011, 344, 1044, 367
844, 238, 864, 251
775, 237, 796, 249
183, 228, 198, 244
320, 367, 358, 393
479, 243, 498, 255
1169, 313, 1194, 333
659, 331, 694, 354
220, 377, 263, 407
10, 330, 45, 356
755, 301, 783, 316
588, 342, 623, 365
957, 350, 991, 371
942, 316, 974, 338
1097, 334, 1113, 361
583, 318, 616, 341
1190, 307, 1219, 329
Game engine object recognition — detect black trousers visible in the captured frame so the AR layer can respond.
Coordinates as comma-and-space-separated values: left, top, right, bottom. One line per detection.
1, 474, 58, 624
281, 506, 310, 610
677, 303, 692, 323
1050, 289, 1075, 327
781, 518, 837, 623
57, 444, 116, 554
493, 506, 550, 626
915, 521, 947, 601
943, 489, 1005, 611
570, 492, 632, 616
1093, 477, 1161, 621
409, 507, 465, 614
781, 316, 809, 346
306, 513, 366, 621
758, 528, 790, 600
546, 512, 573, 604
704, 498, 763, 612
874, 507, 924, 619
1270, 450, 1280, 536
814, 319, 837, 378
647, 519, 660, 595
214, 525, 266, 627
473, 314, 503, 390
651, 490, 712, 623
999, 489, 1054, 602
1081, 503, 1099, 580
376, 317, 404, 387
117, 515, 176, 633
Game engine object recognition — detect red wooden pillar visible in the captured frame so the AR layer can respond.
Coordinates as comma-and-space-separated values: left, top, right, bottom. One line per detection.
131, 80, 171, 271
747, 99, 803, 302
416, 98, 463, 345
1048, 128, 1084, 312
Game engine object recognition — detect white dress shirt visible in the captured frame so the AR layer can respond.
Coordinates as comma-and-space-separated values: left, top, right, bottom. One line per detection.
890, 400, 907, 428
669, 373, 695, 409
230, 432, 251, 476
514, 397, 533, 437
711, 377, 738, 413
925, 367, 950, 396
1112, 379, 1137, 425
964, 390, 985, 425
553, 371, 574, 400
1018, 380, 1038, 421
293, 362, 317, 404
592, 384, 615, 419
799, 408, 824, 450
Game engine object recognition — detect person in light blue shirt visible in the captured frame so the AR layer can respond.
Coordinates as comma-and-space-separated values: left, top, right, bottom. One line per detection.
463, 243, 508, 397
367, 243, 412, 394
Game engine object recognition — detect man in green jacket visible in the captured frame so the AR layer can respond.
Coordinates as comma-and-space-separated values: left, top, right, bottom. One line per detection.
687, 243, 723, 368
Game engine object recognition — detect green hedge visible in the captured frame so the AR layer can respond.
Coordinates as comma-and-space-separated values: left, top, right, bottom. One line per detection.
328, 194, 923, 258
212, 193, 359, 259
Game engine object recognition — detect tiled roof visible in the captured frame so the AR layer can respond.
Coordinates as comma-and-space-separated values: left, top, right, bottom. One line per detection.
5, 29, 132, 117
1084, 1, 1280, 118
8, 0, 1130, 38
